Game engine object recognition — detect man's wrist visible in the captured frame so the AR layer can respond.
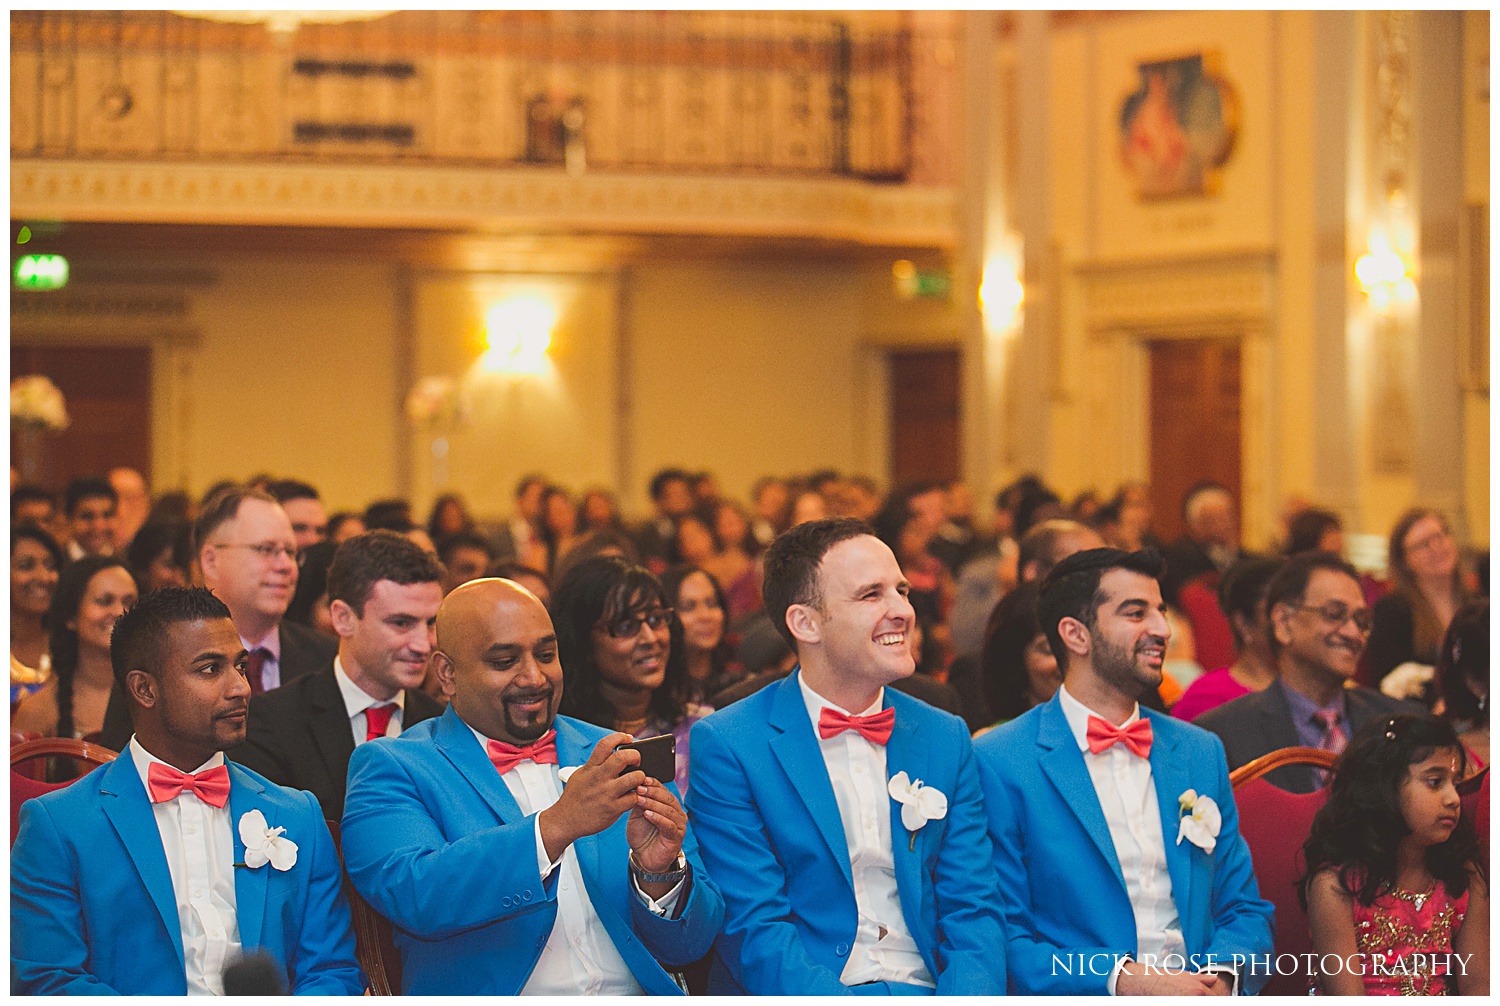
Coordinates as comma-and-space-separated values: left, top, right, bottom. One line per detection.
629, 848, 686, 883
537, 806, 576, 863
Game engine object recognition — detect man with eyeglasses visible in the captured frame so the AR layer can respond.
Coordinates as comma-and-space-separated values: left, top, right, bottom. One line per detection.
1195, 551, 1424, 793
100, 487, 337, 751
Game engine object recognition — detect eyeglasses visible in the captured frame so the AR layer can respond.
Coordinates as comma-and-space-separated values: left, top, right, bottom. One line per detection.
598, 608, 674, 639
214, 541, 304, 567
1289, 601, 1373, 635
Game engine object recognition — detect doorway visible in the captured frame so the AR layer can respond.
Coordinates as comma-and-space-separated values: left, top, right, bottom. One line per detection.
1148, 338, 1241, 543
10, 344, 152, 492
887, 347, 960, 488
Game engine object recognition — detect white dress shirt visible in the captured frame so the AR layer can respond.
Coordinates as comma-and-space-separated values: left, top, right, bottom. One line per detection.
1057, 686, 1184, 995
464, 724, 681, 995
798, 676, 936, 990
240, 628, 282, 692
333, 656, 405, 746
128, 738, 242, 996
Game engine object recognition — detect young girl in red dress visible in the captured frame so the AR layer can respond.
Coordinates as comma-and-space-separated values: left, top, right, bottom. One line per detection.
1302, 715, 1489, 995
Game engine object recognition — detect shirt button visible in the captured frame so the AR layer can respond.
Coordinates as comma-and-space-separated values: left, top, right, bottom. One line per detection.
210, 930, 222, 939
852, 763, 865, 774
192, 888, 204, 899
185, 824, 197, 835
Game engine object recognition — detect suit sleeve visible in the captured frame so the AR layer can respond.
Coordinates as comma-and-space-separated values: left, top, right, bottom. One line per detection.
686, 716, 856, 995
338, 739, 559, 940
10, 799, 123, 995
928, 729, 1008, 994
626, 778, 726, 967
977, 750, 1121, 994
1199, 735, 1276, 995
286, 794, 366, 994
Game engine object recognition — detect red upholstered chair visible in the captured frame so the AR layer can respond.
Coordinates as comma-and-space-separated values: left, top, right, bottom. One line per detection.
1177, 572, 1235, 675
325, 818, 401, 995
11, 736, 118, 846
1230, 746, 1338, 996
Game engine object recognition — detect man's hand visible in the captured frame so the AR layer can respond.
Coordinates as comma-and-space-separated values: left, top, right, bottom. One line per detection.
1116, 961, 1226, 996
626, 778, 688, 901
538, 733, 643, 863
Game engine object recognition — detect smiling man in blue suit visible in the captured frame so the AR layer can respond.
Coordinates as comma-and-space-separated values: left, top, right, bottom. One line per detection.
339, 576, 724, 995
975, 548, 1274, 995
688, 518, 1007, 995
11, 587, 364, 995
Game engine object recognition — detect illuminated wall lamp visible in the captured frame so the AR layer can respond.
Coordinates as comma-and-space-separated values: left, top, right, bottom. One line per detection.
1354, 233, 1417, 313
978, 262, 1025, 332
478, 296, 557, 376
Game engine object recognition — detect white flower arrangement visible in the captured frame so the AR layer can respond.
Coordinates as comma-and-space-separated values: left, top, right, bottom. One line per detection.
888, 771, 948, 851
10, 375, 69, 432
1175, 789, 1221, 854
237, 809, 298, 871
404, 375, 465, 426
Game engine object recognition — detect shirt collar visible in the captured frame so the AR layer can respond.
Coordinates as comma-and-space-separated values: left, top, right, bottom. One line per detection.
797, 668, 884, 732
1057, 683, 1141, 753
239, 625, 280, 660
1279, 677, 1346, 724
333, 655, 405, 719
128, 735, 226, 790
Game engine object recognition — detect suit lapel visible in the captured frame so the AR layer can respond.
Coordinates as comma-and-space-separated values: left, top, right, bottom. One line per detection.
1146, 716, 1195, 934
554, 719, 604, 884
1036, 694, 1127, 891
228, 765, 272, 949
768, 671, 853, 887
306, 669, 356, 803
99, 755, 186, 969
432, 706, 526, 823
884, 695, 930, 963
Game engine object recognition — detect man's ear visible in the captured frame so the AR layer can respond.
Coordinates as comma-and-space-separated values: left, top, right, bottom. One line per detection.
429, 651, 457, 696
785, 603, 821, 646
126, 668, 158, 710
329, 598, 360, 639
1270, 602, 1295, 648
197, 545, 218, 586
1057, 616, 1092, 660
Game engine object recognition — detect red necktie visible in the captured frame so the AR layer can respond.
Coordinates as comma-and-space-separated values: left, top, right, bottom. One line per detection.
1086, 715, 1154, 758
147, 762, 232, 808
1313, 710, 1348, 754
487, 730, 559, 775
244, 648, 271, 695
818, 706, 896, 745
364, 703, 397, 743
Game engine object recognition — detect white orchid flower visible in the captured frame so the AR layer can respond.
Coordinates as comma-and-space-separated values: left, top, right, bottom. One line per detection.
1175, 791, 1221, 854
238, 809, 299, 871
888, 771, 948, 846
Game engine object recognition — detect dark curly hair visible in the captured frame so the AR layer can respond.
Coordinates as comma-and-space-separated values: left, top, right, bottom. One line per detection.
553, 555, 689, 730
1299, 714, 1484, 909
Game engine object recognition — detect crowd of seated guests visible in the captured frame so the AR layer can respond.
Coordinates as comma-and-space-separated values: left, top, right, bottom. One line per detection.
7, 463, 1490, 995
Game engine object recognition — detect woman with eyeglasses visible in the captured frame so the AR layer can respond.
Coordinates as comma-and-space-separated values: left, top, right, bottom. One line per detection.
553, 554, 698, 793
13, 555, 138, 744
1366, 509, 1473, 703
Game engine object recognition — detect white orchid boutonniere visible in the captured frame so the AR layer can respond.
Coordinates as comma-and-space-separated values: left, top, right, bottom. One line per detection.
236, 809, 298, 871
888, 772, 948, 851
1175, 789, 1221, 854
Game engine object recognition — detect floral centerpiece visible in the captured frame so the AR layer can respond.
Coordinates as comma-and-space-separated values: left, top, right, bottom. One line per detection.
11, 375, 70, 432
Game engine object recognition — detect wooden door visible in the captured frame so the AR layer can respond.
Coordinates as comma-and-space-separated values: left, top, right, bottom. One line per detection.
10, 345, 152, 492
1148, 339, 1240, 544
888, 347, 960, 487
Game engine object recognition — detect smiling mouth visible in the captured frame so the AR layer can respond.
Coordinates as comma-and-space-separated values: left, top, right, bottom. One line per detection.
504, 690, 553, 714
875, 632, 906, 647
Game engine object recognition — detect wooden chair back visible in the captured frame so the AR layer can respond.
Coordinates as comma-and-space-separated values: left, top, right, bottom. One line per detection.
325, 818, 402, 995
11, 736, 118, 846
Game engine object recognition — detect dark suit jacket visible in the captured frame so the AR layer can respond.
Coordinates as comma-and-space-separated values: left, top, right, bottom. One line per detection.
98, 620, 338, 752
1193, 677, 1423, 793
230, 662, 444, 820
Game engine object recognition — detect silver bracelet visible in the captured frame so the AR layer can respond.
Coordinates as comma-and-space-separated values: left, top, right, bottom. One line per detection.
629, 850, 687, 884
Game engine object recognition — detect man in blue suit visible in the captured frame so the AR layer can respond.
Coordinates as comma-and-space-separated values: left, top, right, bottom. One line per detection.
975, 548, 1274, 995
688, 518, 1007, 994
339, 577, 724, 994
11, 587, 364, 995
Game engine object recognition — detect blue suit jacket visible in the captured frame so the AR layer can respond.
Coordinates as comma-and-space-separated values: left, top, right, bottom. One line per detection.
686, 671, 1007, 995
974, 692, 1275, 994
11, 755, 364, 995
339, 707, 725, 995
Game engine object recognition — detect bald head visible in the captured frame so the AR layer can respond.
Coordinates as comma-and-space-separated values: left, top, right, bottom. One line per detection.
1019, 519, 1106, 583
432, 577, 561, 744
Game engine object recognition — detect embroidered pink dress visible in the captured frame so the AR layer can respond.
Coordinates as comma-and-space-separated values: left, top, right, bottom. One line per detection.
1337, 882, 1470, 995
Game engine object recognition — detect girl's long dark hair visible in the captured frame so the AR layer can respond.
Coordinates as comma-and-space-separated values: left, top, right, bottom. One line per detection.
1299, 714, 1484, 908
552, 555, 689, 730
981, 582, 1047, 722
660, 564, 736, 699
48, 555, 131, 740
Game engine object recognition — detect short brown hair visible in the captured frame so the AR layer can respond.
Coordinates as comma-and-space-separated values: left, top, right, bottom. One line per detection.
192, 486, 281, 556
327, 530, 444, 616
761, 517, 874, 651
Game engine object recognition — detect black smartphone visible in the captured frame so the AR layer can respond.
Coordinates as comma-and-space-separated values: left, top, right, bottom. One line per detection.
616, 734, 675, 783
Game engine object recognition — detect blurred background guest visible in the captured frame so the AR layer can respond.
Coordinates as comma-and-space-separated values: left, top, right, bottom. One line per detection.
661, 564, 743, 709
123, 520, 193, 592
426, 491, 474, 544
704, 499, 760, 618
326, 511, 366, 544
1173, 556, 1282, 722
538, 484, 584, 575
1283, 506, 1344, 557
578, 486, 624, 534
437, 531, 495, 595
1367, 508, 1472, 700
974, 582, 1057, 736
11, 523, 62, 706
1438, 597, 1489, 769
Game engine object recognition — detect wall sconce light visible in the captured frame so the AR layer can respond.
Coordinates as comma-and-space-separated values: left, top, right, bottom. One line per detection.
1354, 231, 1417, 313
979, 241, 1025, 332
478, 295, 557, 376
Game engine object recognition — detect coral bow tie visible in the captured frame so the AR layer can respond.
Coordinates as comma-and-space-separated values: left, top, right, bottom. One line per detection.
487, 730, 559, 775
818, 706, 896, 745
1085, 715, 1153, 758
147, 762, 232, 808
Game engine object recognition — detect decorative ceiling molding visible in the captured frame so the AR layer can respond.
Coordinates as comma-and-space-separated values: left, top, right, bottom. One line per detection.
1079, 252, 1274, 333
11, 159, 958, 248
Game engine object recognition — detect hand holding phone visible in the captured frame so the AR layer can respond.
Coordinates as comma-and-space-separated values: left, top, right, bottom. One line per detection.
615, 733, 675, 784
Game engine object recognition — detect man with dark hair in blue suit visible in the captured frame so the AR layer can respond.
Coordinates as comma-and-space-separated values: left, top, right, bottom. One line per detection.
339, 577, 723, 995
688, 518, 1007, 994
11, 587, 364, 995
976, 548, 1273, 995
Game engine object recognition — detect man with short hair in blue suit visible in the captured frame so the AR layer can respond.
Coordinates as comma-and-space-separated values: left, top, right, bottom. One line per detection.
11, 587, 364, 995
975, 548, 1274, 995
688, 518, 1007, 994
339, 577, 724, 994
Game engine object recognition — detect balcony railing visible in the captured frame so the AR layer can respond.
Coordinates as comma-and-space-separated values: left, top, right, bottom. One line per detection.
11, 10, 914, 182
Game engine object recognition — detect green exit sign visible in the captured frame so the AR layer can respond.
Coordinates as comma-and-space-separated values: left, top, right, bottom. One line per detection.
14, 254, 69, 290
